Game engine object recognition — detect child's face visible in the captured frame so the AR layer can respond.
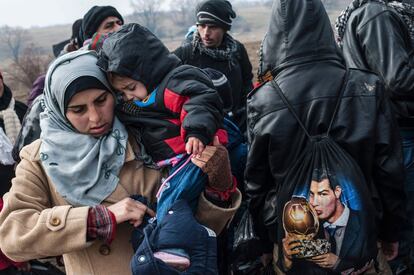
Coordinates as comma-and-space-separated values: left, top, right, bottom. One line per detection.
110, 75, 148, 101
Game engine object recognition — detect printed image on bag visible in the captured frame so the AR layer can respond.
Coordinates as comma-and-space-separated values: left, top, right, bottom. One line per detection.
279, 140, 377, 275
272, 81, 377, 274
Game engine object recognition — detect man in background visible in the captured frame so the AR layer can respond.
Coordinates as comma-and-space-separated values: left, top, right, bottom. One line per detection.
173, 0, 253, 134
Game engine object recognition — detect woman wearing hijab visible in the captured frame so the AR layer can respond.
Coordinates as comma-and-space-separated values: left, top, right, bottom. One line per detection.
0, 50, 240, 275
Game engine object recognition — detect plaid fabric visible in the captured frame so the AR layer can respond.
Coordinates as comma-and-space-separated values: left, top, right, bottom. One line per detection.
87, 205, 116, 244
336, 0, 414, 46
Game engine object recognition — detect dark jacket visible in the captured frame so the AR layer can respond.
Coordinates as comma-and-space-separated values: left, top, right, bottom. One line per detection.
341, 1, 414, 129
0, 85, 27, 196
336, 209, 370, 272
98, 24, 226, 163
131, 200, 218, 275
12, 95, 44, 162
173, 35, 253, 131
245, 0, 405, 252
11, 75, 46, 162
27, 74, 45, 107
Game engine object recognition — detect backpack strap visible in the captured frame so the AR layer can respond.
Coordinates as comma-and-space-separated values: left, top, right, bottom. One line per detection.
270, 71, 349, 139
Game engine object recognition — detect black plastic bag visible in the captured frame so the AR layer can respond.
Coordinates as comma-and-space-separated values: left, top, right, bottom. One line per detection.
232, 208, 262, 273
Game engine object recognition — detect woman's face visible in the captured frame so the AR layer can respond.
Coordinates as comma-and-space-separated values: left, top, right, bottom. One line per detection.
66, 88, 115, 137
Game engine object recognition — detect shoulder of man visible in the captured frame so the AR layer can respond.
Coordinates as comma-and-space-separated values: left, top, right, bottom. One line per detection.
173, 42, 194, 63
352, 2, 402, 27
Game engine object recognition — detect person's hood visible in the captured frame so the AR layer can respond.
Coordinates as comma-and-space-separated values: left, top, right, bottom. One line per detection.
258, 0, 342, 78
98, 23, 181, 93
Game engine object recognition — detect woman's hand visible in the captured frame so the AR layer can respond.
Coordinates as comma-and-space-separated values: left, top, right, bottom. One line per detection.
107, 198, 155, 227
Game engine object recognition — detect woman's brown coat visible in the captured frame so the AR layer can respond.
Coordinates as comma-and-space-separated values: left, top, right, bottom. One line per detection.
0, 140, 241, 275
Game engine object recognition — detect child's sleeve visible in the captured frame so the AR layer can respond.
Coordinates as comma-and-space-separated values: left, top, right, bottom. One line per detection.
165, 67, 224, 146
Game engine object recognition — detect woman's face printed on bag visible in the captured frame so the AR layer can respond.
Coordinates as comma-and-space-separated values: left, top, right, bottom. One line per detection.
66, 89, 115, 137
309, 179, 343, 223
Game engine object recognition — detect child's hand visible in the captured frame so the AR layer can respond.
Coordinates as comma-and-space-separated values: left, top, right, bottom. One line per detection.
186, 137, 205, 157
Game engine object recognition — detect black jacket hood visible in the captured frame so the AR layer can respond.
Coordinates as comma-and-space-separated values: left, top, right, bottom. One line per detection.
98, 23, 181, 93
259, 0, 342, 78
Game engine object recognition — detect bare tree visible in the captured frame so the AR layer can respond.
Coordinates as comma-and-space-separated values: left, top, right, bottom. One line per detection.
0, 27, 51, 89
130, 0, 166, 36
9, 45, 51, 89
170, 0, 200, 30
0, 26, 28, 62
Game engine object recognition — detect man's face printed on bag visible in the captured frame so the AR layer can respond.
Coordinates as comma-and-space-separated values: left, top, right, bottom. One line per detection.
309, 179, 344, 223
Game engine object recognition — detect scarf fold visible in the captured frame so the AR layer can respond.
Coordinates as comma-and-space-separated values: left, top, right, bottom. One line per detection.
0, 86, 21, 145
192, 31, 239, 66
40, 50, 128, 206
336, 0, 414, 46
0, 127, 15, 165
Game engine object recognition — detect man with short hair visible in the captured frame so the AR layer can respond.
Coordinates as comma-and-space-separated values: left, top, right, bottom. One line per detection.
309, 179, 345, 227
173, 0, 253, 133
308, 179, 347, 270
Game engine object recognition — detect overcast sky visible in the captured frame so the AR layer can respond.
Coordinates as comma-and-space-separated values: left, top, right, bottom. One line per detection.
0, 0, 135, 28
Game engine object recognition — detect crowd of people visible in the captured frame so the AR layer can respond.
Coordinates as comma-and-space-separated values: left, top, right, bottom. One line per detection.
0, 0, 413, 274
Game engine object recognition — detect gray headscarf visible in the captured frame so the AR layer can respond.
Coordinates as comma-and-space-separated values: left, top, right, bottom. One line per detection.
40, 50, 128, 206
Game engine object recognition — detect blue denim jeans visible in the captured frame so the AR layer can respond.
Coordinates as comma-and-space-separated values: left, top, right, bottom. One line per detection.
390, 131, 414, 274
156, 156, 207, 222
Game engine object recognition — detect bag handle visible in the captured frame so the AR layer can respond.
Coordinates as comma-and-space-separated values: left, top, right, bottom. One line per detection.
271, 71, 349, 139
